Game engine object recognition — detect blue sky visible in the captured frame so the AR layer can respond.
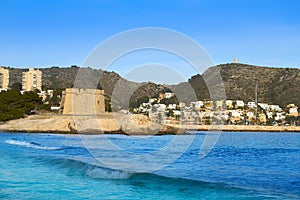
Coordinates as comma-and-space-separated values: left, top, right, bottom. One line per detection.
0, 0, 299, 83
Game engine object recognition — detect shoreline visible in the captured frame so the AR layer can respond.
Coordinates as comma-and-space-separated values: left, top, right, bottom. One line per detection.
0, 114, 299, 135
170, 124, 300, 133
2, 126, 300, 135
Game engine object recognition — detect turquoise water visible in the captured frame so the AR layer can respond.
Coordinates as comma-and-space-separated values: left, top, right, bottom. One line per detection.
0, 132, 299, 199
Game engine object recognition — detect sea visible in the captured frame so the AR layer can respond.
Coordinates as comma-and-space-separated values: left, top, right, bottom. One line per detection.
0, 131, 299, 200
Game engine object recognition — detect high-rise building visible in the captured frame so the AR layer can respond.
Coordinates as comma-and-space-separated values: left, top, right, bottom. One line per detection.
22, 68, 42, 91
0, 67, 9, 91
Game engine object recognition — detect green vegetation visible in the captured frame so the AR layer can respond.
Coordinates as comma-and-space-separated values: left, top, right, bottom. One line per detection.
0, 90, 43, 122
129, 96, 149, 109
160, 96, 179, 105
285, 115, 300, 126
48, 88, 63, 106
11, 82, 22, 91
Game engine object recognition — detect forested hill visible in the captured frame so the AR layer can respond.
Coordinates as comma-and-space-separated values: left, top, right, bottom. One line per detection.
5, 63, 300, 108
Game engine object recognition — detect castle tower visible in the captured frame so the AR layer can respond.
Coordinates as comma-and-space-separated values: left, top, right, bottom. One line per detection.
59, 88, 105, 115
22, 68, 42, 91
234, 58, 238, 64
0, 67, 9, 91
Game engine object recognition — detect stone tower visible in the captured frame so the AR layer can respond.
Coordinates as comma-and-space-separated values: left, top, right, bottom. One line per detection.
59, 88, 105, 115
234, 58, 238, 64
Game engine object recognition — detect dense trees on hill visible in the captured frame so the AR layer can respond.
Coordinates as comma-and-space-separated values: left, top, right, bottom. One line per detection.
0, 90, 43, 121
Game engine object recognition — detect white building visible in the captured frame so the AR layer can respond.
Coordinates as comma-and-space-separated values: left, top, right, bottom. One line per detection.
275, 112, 285, 121
195, 101, 204, 110
258, 103, 269, 110
270, 105, 282, 112
38, 91, 47, 101
157, 104, 166, 112
248, 102, 257, 108
221, 113, 229, 120
266, 111, 274, 119
246, 111, 255, 118
173, 110, 181, 116
178, 102, 186, 108
289, 106, 298, 117
204, 101, 214, 110
226, 100, 233, 109
236, 100, 245, 108
149, 98, 157, 103
142, 102, 151, 107
168, 104, 177, 110
215, 100, 224, 109
164, 92, 174, 99
50, 106, 60, 111
230, 110, 241, 118
47, 90, 54, 98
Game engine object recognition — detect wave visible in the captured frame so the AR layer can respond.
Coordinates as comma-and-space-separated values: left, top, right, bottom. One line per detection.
40, 156, 299, 199
4, 150, 294, 199
86, 168, 132, 179
39, 156, 224, 184
43, 156, 132, 180
40, 156, 205, 182
5, 139, 63, 150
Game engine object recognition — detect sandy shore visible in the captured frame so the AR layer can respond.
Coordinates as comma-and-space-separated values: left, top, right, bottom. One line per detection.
0, 114, 299, 134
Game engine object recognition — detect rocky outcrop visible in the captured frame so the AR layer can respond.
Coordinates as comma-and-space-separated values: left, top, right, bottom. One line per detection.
0, 114, 180, 135
0, 115, 76, 133
1, 114, 299, 134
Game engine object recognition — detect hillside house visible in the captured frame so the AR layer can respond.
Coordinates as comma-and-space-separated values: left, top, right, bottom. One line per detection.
236, 100, 245, 108
226, 100, 233, 109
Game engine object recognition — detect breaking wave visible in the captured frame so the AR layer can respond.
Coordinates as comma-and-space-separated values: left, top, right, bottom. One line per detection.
86, 168, 132, 179
44, 157, 133, 180
5, 139, 62, 150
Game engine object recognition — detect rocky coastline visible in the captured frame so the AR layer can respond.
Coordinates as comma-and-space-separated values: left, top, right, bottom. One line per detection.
0, 114, 299, 134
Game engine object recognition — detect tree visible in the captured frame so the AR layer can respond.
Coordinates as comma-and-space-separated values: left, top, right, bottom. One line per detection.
11, 82, 22, 91
166, 109, 174, 117
0, 90, 43, 121
285, 115, 297, 126
129, 96, 149, 108
48, 88, 63, 106
159, 96, 179, 105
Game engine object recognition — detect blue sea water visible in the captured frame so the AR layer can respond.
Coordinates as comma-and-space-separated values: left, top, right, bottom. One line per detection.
0, 131, 299, 199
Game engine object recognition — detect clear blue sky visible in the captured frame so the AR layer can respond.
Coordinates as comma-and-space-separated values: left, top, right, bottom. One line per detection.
0, 0, 299, 82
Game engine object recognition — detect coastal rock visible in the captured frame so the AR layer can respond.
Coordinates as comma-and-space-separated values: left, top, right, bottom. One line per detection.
1, 114, 300, 134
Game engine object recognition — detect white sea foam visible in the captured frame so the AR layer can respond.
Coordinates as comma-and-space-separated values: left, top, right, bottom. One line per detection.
5, 139, 61, 150
86, 167, 132, 180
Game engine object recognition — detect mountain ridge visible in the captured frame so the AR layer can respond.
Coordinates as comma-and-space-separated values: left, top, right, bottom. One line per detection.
4, 63, 300, 108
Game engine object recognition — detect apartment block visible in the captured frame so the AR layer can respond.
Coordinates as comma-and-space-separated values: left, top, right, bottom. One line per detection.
0, 67, 9, 91
22, 68, 42, 91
